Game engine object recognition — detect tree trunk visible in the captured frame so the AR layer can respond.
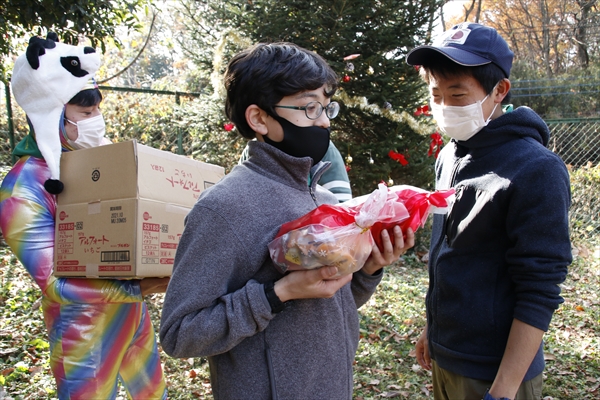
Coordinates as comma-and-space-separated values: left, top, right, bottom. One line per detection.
540, 0, 553, 76
475, 0, 483, 22
463, 0, 475, 21
574, 0, 595, 68
440, 0, 448, 32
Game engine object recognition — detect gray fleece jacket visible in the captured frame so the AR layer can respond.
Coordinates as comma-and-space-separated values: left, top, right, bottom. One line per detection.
160, 141, 383, 400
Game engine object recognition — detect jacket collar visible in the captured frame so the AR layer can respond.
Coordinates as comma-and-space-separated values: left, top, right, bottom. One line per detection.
244, 140, 331, 192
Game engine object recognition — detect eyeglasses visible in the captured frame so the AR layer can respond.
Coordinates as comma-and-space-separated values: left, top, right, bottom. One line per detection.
274, 101, 340, 120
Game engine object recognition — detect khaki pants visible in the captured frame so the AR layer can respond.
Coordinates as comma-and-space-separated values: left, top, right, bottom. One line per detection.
432, 360, 543, 400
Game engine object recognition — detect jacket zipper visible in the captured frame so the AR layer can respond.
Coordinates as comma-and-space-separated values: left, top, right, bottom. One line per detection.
265, 339, 279, 400
431, 156, 462, 263
308, 186, 317, 202
308, 161, 330, 204
428, 155, 462, 336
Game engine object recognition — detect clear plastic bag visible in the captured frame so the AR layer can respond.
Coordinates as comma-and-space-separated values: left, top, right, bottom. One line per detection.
268, 184, 454, 276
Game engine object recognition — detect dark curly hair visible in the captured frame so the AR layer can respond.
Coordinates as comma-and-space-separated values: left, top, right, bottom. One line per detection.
68, 87, 103, 107
224, 42, 338, 139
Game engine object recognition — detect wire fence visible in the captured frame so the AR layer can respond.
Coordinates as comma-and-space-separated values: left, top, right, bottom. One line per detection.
547, 118, 600, 249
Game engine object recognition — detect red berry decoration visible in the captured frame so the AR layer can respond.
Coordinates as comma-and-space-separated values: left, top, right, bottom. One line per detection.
428, 132, 443, 158
223, 123, 234, 131
414, 104, 431, 117
343, 75, 351, 82
388, 150, 409, 166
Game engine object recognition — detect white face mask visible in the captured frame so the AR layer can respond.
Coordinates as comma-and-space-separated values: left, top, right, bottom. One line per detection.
65, 114, 106, 149
430, 93, 498, 141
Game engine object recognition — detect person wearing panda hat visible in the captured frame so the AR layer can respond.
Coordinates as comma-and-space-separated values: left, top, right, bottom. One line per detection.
0, 33, 168, 399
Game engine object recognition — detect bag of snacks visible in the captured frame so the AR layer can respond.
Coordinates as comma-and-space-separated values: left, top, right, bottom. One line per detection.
268, 184, 454, 276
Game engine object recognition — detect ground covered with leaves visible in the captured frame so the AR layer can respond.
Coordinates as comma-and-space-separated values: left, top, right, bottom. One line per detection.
1, 239, 598, 399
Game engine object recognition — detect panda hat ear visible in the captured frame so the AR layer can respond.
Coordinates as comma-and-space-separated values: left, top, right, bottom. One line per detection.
11, 32, 102, 194
46, 32, 59, 42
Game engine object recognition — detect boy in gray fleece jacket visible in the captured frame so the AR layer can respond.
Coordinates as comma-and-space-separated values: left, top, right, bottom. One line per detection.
159, 42, 414, 399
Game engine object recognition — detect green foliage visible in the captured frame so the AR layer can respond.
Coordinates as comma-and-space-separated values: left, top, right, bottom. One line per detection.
541, 254, 600, 400
100, 89, 244, 172
240, 0, 437, 106
0, 0, 147, 82
510, 61, 600, 119
98, 8, 186, 89
0, 84, 27, 166
334, 107, 439, 195
175, 2, 252, 93
177, 93, 245, 171
102, 91, 179, 149
176, 0, 443, 196
569, 163, 600, 246
0, 235, 58, 398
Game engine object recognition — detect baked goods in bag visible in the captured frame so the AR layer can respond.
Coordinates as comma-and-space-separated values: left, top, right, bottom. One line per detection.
268, 183, 455, 276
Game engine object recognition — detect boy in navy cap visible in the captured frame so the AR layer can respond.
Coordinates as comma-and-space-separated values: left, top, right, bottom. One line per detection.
406, 23, 571, 400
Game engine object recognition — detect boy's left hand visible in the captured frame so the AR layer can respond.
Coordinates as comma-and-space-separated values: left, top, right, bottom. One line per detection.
361, 226, 414, 275
140, 277, 171, 296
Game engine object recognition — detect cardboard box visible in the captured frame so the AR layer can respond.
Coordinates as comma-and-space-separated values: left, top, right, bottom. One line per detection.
54, 140, 225, 278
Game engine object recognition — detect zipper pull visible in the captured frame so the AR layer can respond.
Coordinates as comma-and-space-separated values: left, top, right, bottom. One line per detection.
309, 186, 316, 202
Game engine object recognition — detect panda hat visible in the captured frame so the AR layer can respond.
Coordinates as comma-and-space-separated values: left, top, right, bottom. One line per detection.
11, 32, 102, 194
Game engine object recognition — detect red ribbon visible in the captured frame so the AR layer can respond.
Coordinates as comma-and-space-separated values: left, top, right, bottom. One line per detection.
388, 150, 409, 166
370, 188, 455, 251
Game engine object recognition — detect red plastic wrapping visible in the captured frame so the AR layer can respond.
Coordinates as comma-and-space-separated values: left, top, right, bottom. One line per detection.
268, 184, 454, 276
367, 185, 455, 252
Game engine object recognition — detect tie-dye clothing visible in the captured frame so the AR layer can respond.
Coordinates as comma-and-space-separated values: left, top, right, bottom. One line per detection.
0, 155, 167, 399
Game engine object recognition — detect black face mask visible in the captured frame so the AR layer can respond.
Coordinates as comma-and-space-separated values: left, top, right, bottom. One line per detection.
264, 114, 330, 166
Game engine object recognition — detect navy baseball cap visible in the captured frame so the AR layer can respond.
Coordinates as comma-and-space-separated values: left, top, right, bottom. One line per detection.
406, 23, 514, 78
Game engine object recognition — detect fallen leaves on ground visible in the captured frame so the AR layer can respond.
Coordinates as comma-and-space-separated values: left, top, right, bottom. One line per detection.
1, 240, 598, 399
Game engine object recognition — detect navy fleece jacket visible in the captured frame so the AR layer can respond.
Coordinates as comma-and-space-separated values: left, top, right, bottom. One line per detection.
427, 106, 572, 381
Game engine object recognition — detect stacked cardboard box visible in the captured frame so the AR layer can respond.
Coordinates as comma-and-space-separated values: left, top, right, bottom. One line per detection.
54, 140, 225, 278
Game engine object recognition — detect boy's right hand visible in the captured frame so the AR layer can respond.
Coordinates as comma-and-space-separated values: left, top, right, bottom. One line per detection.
275, 266, 352, 302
